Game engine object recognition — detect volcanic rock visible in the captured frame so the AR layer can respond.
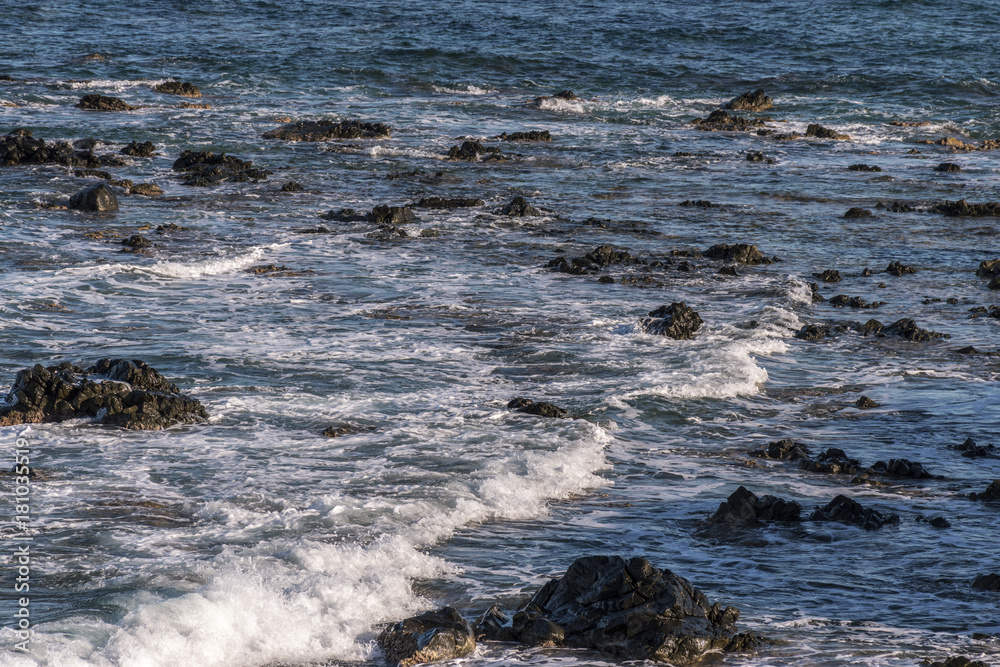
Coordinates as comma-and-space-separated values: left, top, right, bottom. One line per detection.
704, 243, 771, 264
886, 261, 916, 276
844, 207, 873, 219
378, 607, 475, 667
881, 318, 949, 341
829, 295, 883, 309
69, 183, 119, 212
809, 495, 899, 530
971, 573, 1000, 591
1, 129, 99, 168
263, 119, 391, 141
815, 269, 842, 283
709, 486, 802, 526
693, 109, 766, 131
724, 89, 773, 112
969, 480, 1000, 501
411, 197, 484, 209
78, 94, 135, 111
800, 448, 862, 475
848, 164, 882, 172
976, 259, 1000, 279
749, 438, 811, 461
640, 302, 703, 339
172, 150, 271, 186
855, 396, 879, 409
121, 141, 155, 157
805, 124, 851, 141
928, 200, 1000, 216
507, 398, 569, 419
935, 162, 962, 173
499, 196, 540, 216
547, 244, 642, 275
153, 81, 201, 98
499, 130, 551, 141
447, 140, 504, 161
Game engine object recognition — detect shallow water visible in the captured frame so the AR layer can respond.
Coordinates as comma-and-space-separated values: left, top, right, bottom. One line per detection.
1, 1, 999, 665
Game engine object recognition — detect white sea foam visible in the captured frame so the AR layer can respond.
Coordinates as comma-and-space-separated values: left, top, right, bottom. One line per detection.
63, 78, 168, 92
533, 97, 586, 113
432, 84, 496, 95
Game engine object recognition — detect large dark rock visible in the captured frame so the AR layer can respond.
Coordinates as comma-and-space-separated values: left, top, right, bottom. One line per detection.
69, 183, 119, 212
844, 207, 873, 219
829, 295, 883, 309
640, 302, 703, 339
371, 205, 416, 226
971, 573, 1000, 591
499, 130, 551, 142
704, 243, 771, 264
122, 141, 155, 157
263, 119, 391, 141
499, 196, 540, 216
799, 448, 862, 475
724, 89, 772, 112
976, 259, 1000, 279
709, 486, 802, 526
1, 129, 99, 168
172, 150, 271, 186
153, 81, 201, 98
935, 162, 962, 173
411, 197, 484, 209
378, 607, 475, 667
0, 360, 207, 430
547, 244, 643, 275
749, 438, 811, 461
928, 200, 1000, 216
882, 318, 949, 341
507, 397, 569, 419
78, 94, 135, 111
525, 555, 758, 663
805, 124, 850, 141
447, 140, 505, 161
969, 480, 1000, 501
693, 109, 766, 131
809, 495, 899, 530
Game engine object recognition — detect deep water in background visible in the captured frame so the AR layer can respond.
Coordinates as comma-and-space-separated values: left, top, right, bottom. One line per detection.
0, 1, 999, 665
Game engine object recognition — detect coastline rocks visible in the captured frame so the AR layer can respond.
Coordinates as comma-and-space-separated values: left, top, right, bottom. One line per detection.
446, 140, 505, 161
640, 302, 703, 339
692, 109, 766, 131
928, 200, 1000, 216
172, 150, 271, 186
121, 141, 156, 157
507, 397, 569, 419
499, 196, 540, 217
78, 94, 135, 111
498, 130, 551, 142
928, 658, 988, 667
844, 207, 873, 219
799, 448, 862, 475
971, 573, 1000, 591
855, 396, 879, 409
547, 244, 642, 275
815, 269, 842, 282
320, 205, 415, 226
809, 495, 900, 530
829, 295, 883, 309
969, 480, 1000, 501
950, 438, 996, 458
976, 259, 1000, 279
805, 124, 851, 141
129, 183, 163, 196
852, 459, 935, 485
935, 162, 962, 173
709, 486, 802, 526
411, 197, 484, 209
704, 243, 772, 264
529, 90, 578, 108
69, 183, 119, 212
0, 359, 208, 430
749, 438, 811, 461
724, 89, 773, 112
886, 260, 916, 276
525, 555, 758, 663
881, 318, 949, 341
263, 119, 391, 141
153, 81, 201, 98
377, 607, 475, 667
1, 129, 100, 168
848, 164, 882, 172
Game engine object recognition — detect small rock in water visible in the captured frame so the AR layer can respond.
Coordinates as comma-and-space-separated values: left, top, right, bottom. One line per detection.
855, 396, 879, 409
121, 141, 156, 157
640, 302, 703, 339
153, 81, 202, 98
971, 573, 1000, 591
499, 196, 540, 216
749, 438, 811, 461
935, 162, 962, 172
378, 607, 476, 667
78, 94, 135, 111
815, 269, 842, 282
709, 486, 802, 526
809, 494, 900, 530
806, 123, 851, 141
848, 164, 882, 172
263, 119, 391, 141
969, 479, 1000, 501
724, 89, 773, 112
507, 397, 569, 419
844, 207, 873, 219
69, 183, 119, 212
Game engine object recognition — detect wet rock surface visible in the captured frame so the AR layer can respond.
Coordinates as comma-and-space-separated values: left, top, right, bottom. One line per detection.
749, 439, 811, 461
548, 244, 642, 275
809, 494, 900, 530
969, 480, 1000, 501
800, 448, 863, 475
447, 140, 506, 161
78, 94, 135, 111
709, 486, 802, 525
848, 164, 882, 172
703, 243, 772, 264
69, 183, 119, 212
640, 302, 704, 339
507, 397, 569, 419
1, 129, 101, 168
378, 607, 475, 667
724, 89, 773, 112
971, 573, 1000, 591
153, 81, 201, 97
806, 124, 851, 141
172, 150, 272, 186
0, 360, 207, 430
499, 196, 541, 216
949, 438, 996, 458
844, 207, 873, 219
121, 140, 155, 157
411, 197, 484, 208
829, 295, 883, 309
263, 119, 391, 141
693, 109, 766, 131
928, 200, 1000, 216
498, 130, 551, 141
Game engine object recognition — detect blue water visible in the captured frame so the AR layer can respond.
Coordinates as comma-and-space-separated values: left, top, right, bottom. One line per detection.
1, 1, 999, 665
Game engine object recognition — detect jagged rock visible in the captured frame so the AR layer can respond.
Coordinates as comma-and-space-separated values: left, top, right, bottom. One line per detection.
473, 606, 517, 642
499, 196, 540, 216
263, 119, 391, 141
749, 438, 811, 461
809, 495, 899, 530
950, 438, 996, 458
121, 140, 155, 157
805, 124, 850, 141
499, 130, 551, 141
928, 657, 988, 667
830, 295, 883, 309
412, 197, 484, 209
378, 607, 475, 667
718, 266, 738, 276
155, 223, 187, 234
848, 164, 881, 172
78, 94, 135, 111
976, 259, 1000, 279
0, 360, 207, 430
990, 277, 1000, 291
935, 162, 962, 173
746, 151, 774, 163
855, 396, 879, 409
800, 448, 862, 475
153, 81, 201, 98
815, 269, 842, 283
447, 140, 504, 161
882, 318, 949, 341
886, 261, 916, 276
281, 181, 303, 192
969, 480, 1000, 501
853, 458, 935, 485
371, 205, 416, 225
971, 573, 1000, 591
121, 234, 151, 250
640, 302, 703, 339
511, 609, 565, 647
928, 200, 1000, 216
172, 150, 271, 186
547, 244, 642, 275
693, 109, 766, 131
320, 208, 368, 223
844, 207, 872, 219
1, 128, 100, 168
526, 555, 759, 663
882, 201, 915, 213
69, 183, 119, 212
709, 486, 801, 525
724, 89, 772, 112
507, 397, 569, 419
129, 183, 163, 196
704, 243, 770, 264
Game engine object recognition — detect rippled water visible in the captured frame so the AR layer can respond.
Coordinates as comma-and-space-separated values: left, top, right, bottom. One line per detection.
1, 1, 999, 665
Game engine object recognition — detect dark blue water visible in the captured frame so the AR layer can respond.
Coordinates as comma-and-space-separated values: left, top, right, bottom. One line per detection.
1, 1, 999, 665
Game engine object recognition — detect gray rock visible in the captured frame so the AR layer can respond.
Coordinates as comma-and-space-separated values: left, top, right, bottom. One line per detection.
69, 183, 119, 212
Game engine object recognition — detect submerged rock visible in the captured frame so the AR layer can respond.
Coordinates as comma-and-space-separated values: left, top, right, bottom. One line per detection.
1, 129, 100, 168
0, 360, 207, 430
411, 197, 484, 209
886, 260, 916, 276
129, 183, 163, 196
524, 555, 759, 662
704, 243, 772, 264
844, 207, 873, 219
498, 130, 551, 141
805, 124, 851, 141
809, 495, 900, 530
69, 183, 119, 212
263, 119, 391, 141
950, 437, 996, 458
971, 573, 1000, 591
976, 259, 1000, 279
969, 480, 1000, 501
121, 140, 155, 157
928, 200, 1000, 216
815, 269, 842, 282
78, 94, 135, 111
927, 657, 988, 667
829, 295, 883, 309
446, 140, 506, 161
640, 302, 703, 339
848, 164, 882, 172
800, 448, 862, 475
378, 607, 475, 667
724, 89, 773, 112
855, 396, 879, 409
709, 486, 802, 525
153, 81, 201, 98
935, 162, 962, 173
499, 196, 540, 216
507, 397, 569, 419
882, 318, 949, 341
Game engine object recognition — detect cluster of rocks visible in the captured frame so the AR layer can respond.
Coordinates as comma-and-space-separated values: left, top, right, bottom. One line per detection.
1, 129, 104, 168
805, 124, 851, 141
724, 89, 773, 112
378, 556, 760, 667
949, 438, 997, 458
848, 164, 882, 172
704, 243, 775, 264
122, 141, 155, 157
969, 480, 1000, 501
0, 360, 207, 430
709, 486, 899, 531
78, 94, 135, 111
976, 259, 1000, 290
497, 130, 551, 141
547, 244, 643, 275
692, 109, 766, 132
153, 81, 201, 97
410, 197, 484, 209
795, 318, 948, 342
262, 119, 391, 141
446, 140, 508, 161
828, 295, 884, 309
497, 196, 540, 216
928, 200, 1000, 216
918, 136, 1000, 151
750, 439, 939, 486
172, 150, 272, 186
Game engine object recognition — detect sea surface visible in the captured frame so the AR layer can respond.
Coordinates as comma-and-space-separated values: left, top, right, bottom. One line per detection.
1, 1, 999, 665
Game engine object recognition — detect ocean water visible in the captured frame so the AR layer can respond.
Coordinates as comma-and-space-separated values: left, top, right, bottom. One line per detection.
1, 1, 999, 665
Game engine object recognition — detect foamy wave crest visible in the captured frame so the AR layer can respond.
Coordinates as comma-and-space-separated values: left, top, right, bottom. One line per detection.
64, 78, 167, 92
533, 97, 586, 113
432, 84, 496, 95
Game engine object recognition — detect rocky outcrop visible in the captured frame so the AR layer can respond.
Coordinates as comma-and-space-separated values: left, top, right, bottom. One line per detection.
950, 438, 996, 458
547, 244, 643, 275
855, 396, 879, 409
529, 90, 578, 108
881, 318, 949, 341
852, 459, 936, 486
172, 150, 271, 186
886, 260, 915, 276
928, 200, 1000, 216
692, 109, 766, 131
709, 486, 801, 526
521, 555, 758, 662
935, 162, 962, 172
263, 119, 391, 141
1, 129, 101, 168
121, 141, 156, 157
446, 140, 506, 161
78, 94, 135, 111
805, 124, 850, 141
749, 438, 811, 461
724, 89, 772, 112
129, 183, 163, 196
844, 207, 872, 219
499, 196, 540, 216
799, 448, 862, 475
69, 183, 119, 212
0, 360, 207, 430
815, 269, 841, 282
848, 164, 881, 172
809, 495, 899, 530
498, 130, 551, 141
320, 205, 416, 226
640, 302, 703, 339
153, 81, 201, 98
703, 243, 772, 264
507, 398, 569, 419
378, 607, 475, 667
829, 295, 883, 309
411, 197, 484, 209
971, 573, 1000, 591
280, 181, 303, 192
969, 480, 1000, 501
976, 259, 1000, 279
927, 657, 988, 667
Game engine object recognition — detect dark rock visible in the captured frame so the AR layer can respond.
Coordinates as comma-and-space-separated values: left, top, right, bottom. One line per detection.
0, 360, 207, 430
153, 81, 201, 98
976, 259, 1000, 279
746, 151, 774, 163
511, 609, 565, 647
950, 437, 996, 458
882, 318, 949, 341
709, 486, 802, 526
800, 448, 862, 475
412, 197, 484, 209
378, 607, 475, 667
155, 223, 187, 233
969, 480, 1000, 501
886, 261, 916, 276
499, 130, 551, 142
370, 205, 416, 226
320, 208, 368, 223
507, 397, 569, 419
264, 119, 391, 141
808, 282, 825, 302
548, 244, 642, 275
280, 181, 303, 192
928, 200, 1000, 216
1, 129, 99, 168
640, 302, 703, 339
597, 275, 615, 284
321, 423, 376, 438
724, 89, 773, 112
718, 266, 738, 276
172, 150, 271, 186
857, 458, 935, 481
121, 234, 151, 249
447, 140, 504, 161
844, 207, 873, 219
805, 124, 851, 141
74, 169, 113, 180
530, 90, 578, 107
677, 261, 694, 272
749, 438, 811, 461
499, 196, 540, 216
121, 141, 155, 157
848, 164, 882, 172
830, 295, 883, 309
884, 201, 915, 213
927, 657, 988, 667
990, 276, 1000, 291
855, 396, 879, 409
809, 495, 899, 530
679, 200, 718, 208
473, 606, 517, 642
935, 162, 962, 173
69, 183, 119, 212
795, 324, 830, 340
815, 269, 842, 283
77, 94, 135, 111
527, 555, 758, 662
130, 183, 163, 196
693, 109, 766, 131
926, 516, 951, 528
704, 243, 770, 264
971, 573, 1000, 591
